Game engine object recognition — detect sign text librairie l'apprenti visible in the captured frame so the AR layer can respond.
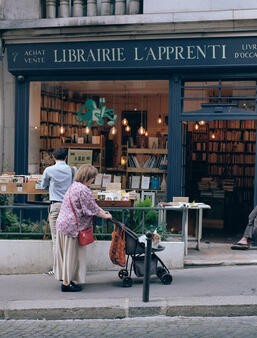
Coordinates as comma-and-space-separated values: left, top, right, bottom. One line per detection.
8, 39, 257, 70
53, 45, 227, 63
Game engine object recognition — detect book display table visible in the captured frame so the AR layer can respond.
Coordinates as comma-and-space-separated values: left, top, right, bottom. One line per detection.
159, 202, 211, 255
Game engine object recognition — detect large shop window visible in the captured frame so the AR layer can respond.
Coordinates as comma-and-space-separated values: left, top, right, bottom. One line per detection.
28, 80, 169, 199
182, 81, 257, 236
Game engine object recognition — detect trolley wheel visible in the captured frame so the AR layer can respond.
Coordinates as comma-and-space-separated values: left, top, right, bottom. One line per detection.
156, 266, 166, 279
161, 273, 173, 285
118, 269, 129, 279
122, 276, 133, 288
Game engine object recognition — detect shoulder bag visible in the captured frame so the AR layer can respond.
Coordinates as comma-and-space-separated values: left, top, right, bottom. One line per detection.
69, 185, 95, 246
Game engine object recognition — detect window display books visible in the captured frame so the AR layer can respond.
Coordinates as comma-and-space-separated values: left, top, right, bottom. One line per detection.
141, 176, 150, 189
94, 174, 103, 186
131, 175, 140, 189
102, 174, 112, 188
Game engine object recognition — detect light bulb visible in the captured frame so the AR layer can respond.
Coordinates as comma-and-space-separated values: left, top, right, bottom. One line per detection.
199, 121, 205, 126
121, 156, 127, 166
122, 118, 128, 126
211, 133, 216, 139
157, 115, 162, 124
85, 126, 90, 134
194, 123, 199, 131
145, 130, 148, 136
138, 125, 145, 135
110, 126, 117, 135
60, 126, 65, 134
125, 125, 131, 132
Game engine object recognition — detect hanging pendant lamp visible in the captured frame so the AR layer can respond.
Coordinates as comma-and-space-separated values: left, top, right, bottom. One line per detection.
110, 126, 117, 135
138, 110, 145, 135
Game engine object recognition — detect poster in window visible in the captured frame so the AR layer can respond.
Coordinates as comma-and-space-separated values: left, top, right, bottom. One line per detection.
68, 149, 93, 168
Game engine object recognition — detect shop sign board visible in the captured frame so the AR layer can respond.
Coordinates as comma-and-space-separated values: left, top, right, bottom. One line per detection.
7, 37, 257, 72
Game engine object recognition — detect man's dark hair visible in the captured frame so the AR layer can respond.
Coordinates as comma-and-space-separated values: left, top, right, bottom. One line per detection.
53, 148, 68, 160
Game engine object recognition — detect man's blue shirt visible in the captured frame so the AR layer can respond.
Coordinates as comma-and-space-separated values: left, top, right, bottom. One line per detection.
41, 161, 74, 202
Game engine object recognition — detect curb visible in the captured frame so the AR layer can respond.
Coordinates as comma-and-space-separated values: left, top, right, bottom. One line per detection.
1, 296, 257, 319
184, 260, 257, 267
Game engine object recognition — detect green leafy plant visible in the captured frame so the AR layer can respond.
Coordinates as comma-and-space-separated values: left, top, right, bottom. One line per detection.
0, 195, 20, 231
132, 197, 158, 234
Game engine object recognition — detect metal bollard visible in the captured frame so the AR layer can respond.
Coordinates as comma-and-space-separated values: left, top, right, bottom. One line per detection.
143, 230, 153, 302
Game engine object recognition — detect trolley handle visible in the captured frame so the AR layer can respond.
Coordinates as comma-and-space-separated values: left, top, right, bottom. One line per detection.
110, 217, 124, 227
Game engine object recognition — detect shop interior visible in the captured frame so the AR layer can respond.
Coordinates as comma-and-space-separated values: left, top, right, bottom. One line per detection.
183, 81, 256, 238
27, 79, 257, 238
28, 80, 169, 204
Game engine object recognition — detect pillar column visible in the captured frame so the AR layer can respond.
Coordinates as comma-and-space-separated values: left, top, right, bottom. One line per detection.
59, 0, 69, 18
73, 0, 84, 17
46, 0, 56, 18
87, 0, 97, 16
101, 0, 111, 16
167, 75, 183, 201
115, 0, 126, 15
15, 76, 29, 175
128, 0, 140, 15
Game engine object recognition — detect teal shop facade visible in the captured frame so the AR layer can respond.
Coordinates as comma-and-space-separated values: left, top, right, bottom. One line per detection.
7, 36, 257, 205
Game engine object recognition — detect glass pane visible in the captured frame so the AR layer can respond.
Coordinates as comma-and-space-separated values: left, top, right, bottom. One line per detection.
28, 80, 169, 196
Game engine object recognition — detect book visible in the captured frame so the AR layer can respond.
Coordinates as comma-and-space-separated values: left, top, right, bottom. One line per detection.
141, 176, 150, 189
113, 175, 121, 183
148, 137, 159, 149
92, 136, 100, 144
150, 176, 160, 190
94, 174, 103, 186
131, 176, 140, 189
102, 174, 112, 188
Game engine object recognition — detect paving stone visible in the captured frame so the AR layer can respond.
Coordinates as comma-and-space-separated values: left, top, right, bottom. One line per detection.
1, 317, 257, 337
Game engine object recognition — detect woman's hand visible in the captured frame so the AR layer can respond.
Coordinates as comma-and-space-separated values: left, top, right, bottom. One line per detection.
97, 209, 112, 219
103, 211, 112, 219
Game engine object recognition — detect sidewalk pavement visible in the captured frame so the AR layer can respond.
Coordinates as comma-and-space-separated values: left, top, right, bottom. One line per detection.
185, 242, 257, 266
1, 244, 257, 320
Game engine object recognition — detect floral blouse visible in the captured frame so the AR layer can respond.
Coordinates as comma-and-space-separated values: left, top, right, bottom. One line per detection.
56, 181, 101, 237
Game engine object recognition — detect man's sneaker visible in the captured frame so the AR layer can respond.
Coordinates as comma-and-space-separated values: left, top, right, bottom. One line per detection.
61, 283, 82, 292
45, 269, 54, 276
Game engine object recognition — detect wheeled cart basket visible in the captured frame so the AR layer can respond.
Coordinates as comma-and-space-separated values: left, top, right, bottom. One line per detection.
111, 219, 173, 287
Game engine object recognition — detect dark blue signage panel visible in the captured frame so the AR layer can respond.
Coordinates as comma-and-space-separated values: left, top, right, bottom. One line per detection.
7, 36, 257, 72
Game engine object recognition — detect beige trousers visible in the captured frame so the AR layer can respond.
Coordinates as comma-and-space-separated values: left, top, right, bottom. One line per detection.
49, 202, 62, 268
54, 230, 88, 284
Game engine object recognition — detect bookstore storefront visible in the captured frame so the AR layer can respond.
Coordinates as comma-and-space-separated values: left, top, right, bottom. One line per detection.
7, 36, 257, 236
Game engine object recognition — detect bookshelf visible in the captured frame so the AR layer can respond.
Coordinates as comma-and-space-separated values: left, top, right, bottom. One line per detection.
126, 146, 168, 191
189, 120, 256, 232
40, 90, 102, 173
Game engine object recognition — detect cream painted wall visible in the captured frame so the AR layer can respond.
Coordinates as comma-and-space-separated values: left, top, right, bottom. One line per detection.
2, 0, 40, 20
144, 0, 257, 14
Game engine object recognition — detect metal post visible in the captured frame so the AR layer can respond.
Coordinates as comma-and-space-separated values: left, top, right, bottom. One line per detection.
143, 230, 152, 302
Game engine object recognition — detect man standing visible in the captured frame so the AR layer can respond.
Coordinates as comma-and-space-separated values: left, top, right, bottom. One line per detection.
41, 148, 75, 274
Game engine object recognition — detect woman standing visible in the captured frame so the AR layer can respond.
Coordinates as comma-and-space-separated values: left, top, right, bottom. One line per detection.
54, 164, 112, 292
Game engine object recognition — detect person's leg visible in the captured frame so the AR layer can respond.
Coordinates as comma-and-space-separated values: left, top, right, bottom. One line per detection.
60, 234, 81, 292
54, 231, 81, 292
231, 206, 257, 249
49, 202, 62, 271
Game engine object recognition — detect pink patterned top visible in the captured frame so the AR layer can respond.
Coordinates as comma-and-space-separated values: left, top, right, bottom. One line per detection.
56, 181, 101, 237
